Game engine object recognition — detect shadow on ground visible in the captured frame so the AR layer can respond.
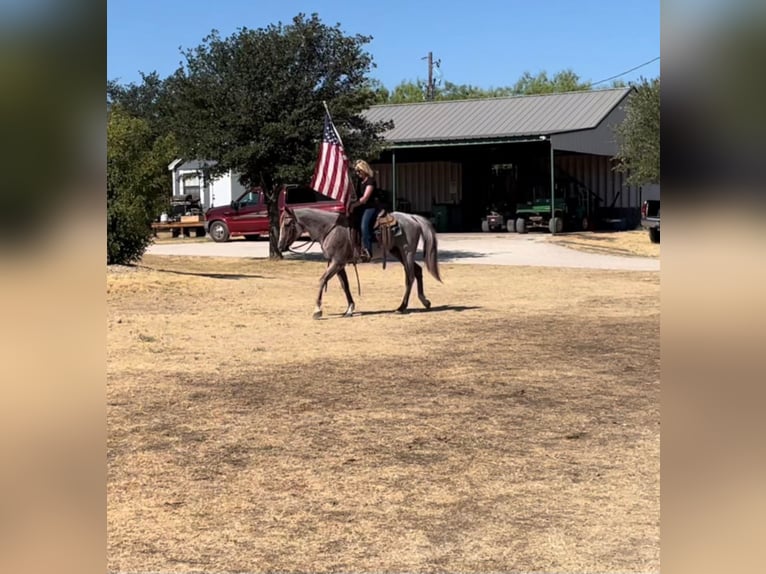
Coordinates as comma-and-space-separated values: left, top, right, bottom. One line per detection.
283, 249, 488, 264
318, 304, 483, 319
138, 266, 270, 280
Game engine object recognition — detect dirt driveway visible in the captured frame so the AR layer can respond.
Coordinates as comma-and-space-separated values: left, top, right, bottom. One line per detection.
147, 231, 660, 272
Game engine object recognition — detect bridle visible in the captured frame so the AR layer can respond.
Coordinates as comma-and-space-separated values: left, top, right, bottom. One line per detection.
279, 212, 313, 254
280, 212, 342, 255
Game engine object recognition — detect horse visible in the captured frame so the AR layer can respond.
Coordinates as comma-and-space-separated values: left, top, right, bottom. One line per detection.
277, 207, 442, 319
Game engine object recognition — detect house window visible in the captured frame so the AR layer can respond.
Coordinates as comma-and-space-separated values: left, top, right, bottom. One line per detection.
182, 185, 200, 198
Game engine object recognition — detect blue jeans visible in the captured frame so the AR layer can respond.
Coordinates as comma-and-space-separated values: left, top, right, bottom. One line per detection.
361, 207, 378, 253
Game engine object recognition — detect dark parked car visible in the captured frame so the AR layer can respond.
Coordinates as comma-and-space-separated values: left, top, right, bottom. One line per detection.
204, 184, 346, 242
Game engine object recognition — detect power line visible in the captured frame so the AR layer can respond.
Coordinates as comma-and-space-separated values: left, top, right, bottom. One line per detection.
591, 56, 660, 86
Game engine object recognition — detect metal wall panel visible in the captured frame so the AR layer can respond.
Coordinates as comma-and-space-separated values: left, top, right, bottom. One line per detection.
555, 154, 641, 209
370, 151, 642, 224
551, 102, 628, 157
374, 161, 462, 212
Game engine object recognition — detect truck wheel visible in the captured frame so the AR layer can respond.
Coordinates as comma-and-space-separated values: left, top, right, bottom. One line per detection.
505, 219, 514, 232
481, 220, 489, 232
649, 227, 660, 244
209, 221, 230, 243
549, 217, 563, 234
515, 218, 527, 234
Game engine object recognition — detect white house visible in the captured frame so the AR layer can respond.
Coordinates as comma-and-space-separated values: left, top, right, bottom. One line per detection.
167, 159, 247, 210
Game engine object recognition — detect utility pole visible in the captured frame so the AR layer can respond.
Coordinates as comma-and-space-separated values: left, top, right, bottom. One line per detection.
422, 51, 440, 100
427, 52, 434, 100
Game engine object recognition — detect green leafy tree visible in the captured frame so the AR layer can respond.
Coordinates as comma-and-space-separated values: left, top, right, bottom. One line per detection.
366, 78, 392, 104
614, 77, 660, 185
381, 69, 593, 103
511, 69, 591, 94
439, 81, 504, 100
165, 13, 391, 258
386, 79, 428, 103
107, 106, 178, 264
107, 72, 176, 139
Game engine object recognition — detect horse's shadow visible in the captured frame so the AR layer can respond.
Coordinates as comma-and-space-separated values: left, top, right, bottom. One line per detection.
284, 249, 487, 264
321, 304, 482, 319
434, 249, 488, 262
139, 266, 269, 280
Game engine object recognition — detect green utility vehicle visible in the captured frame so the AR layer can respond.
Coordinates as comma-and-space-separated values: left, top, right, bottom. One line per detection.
513, 196, 590, 234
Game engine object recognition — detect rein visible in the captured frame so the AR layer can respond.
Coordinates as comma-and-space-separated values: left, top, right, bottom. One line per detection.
286, 219, 339, 255
286, 238, 316, 254
283, 215, 361, 296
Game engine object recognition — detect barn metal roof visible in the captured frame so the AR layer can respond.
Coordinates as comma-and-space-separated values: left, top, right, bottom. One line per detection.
363, 87, 632, 145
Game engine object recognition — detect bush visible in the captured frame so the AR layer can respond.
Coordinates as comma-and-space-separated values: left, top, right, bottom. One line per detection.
107, 106, 177, 265
107, 193, 153, 265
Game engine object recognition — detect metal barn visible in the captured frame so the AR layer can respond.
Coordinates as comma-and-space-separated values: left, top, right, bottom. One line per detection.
362, 87, 644, 232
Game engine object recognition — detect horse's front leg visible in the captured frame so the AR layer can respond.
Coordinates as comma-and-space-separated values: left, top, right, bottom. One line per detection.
337, 267, 355, 317
314, 260, 342, 319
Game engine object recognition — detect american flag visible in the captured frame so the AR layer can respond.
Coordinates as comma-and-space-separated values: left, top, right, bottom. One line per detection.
310, 110, 350, 206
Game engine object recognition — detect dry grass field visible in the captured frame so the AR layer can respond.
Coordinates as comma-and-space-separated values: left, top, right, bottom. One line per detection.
546, 229, 660, 258
108, 253, 660, 573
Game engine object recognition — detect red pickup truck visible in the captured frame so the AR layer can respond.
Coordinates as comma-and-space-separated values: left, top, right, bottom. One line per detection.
639, 184, 660, 244
204, 184, 346, 242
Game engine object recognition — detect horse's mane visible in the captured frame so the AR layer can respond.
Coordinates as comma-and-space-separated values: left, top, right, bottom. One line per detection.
292, 208, 348, 242
293, 208, 347, 226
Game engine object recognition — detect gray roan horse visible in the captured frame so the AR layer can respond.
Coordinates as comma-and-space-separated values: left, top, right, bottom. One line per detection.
277, 207, 442, 319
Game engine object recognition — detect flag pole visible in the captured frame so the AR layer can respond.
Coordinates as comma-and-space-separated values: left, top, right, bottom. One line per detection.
322, 100, 345, 148
323, 100, 353, 209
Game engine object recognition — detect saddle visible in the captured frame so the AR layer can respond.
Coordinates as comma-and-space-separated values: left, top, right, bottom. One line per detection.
374, 210, 403, 269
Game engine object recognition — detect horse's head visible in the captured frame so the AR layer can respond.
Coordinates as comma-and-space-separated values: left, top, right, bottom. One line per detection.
277, 207, 303, 253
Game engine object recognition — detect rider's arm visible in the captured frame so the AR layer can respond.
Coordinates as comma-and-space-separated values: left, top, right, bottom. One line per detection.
351, 183, 375, 209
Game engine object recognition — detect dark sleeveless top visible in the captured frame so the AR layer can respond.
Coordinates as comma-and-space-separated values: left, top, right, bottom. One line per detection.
358, 176, 377, 205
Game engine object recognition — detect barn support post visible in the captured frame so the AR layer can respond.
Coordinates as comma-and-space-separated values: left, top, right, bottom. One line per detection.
392, 150, 397, 211
549, 137, 556, 234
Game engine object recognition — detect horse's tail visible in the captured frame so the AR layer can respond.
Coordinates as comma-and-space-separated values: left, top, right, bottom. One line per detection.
411, 214, 442, 283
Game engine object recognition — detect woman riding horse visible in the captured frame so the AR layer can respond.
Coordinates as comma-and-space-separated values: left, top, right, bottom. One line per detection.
278, 207, 441, 319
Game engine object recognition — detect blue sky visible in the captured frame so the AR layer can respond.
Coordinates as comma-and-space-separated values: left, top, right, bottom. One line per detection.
107, 0, 660, 90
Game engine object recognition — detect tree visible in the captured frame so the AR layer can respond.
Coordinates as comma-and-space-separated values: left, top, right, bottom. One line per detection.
165, 13, 391, 258
511, 69, 591, 95
379, 69, 593, 104
613, 77, 660, 185
107, 106, 178, 264
386, 79, 428, 103
107, 72, 176, 139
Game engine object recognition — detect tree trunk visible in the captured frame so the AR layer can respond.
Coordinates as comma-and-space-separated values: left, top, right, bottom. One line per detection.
264, 182, 283, 259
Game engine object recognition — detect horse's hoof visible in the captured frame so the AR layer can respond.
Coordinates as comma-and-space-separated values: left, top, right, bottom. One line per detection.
395, 307, 407, 314
422, 299, 432, 309
312, 310, 322, 320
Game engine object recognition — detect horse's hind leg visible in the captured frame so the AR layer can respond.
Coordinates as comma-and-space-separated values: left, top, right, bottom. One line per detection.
337, 268, 355, 317
392, 247, 415, 313
413, 262, 431, 309
314, 261, 341, 319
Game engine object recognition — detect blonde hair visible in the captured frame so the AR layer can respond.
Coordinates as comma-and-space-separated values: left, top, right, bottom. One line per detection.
354, 159, 374, 178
